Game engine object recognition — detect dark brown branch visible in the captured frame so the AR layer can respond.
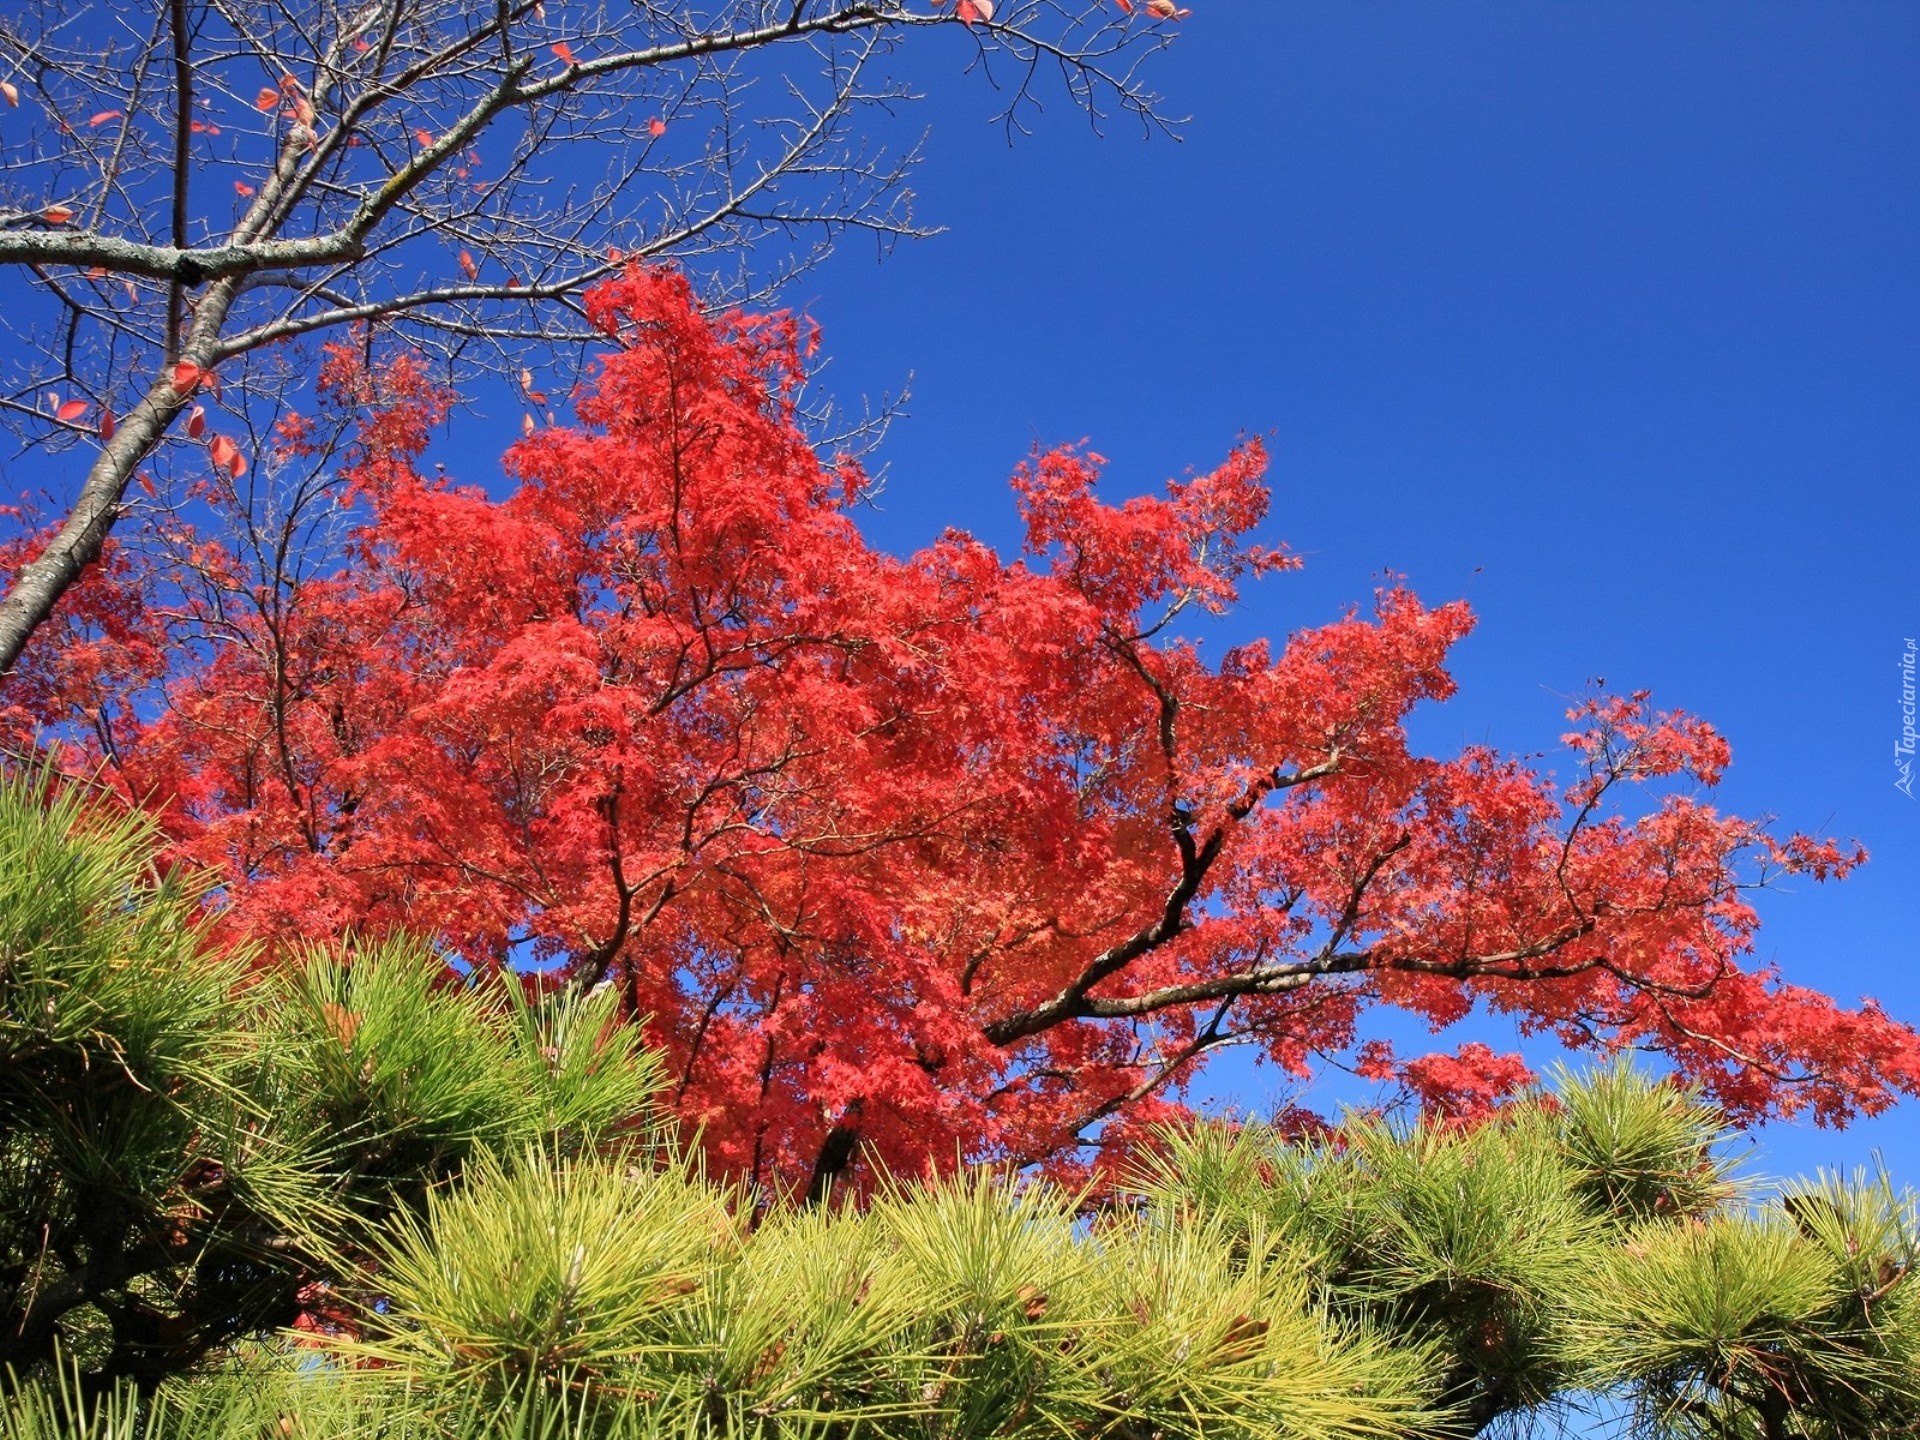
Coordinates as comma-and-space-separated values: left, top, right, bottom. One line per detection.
803, 1098, 864, 1207
164, 0, 192, 360
983, 758, 1338, 1046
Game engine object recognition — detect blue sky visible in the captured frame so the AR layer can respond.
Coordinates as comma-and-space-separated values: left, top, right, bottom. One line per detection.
794, 1, 1920, 1184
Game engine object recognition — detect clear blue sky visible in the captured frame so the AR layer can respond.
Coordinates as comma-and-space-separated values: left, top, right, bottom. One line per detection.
795, 1, 1920, 1185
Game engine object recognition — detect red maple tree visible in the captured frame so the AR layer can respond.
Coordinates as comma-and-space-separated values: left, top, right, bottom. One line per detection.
6, 268, 1915, 1192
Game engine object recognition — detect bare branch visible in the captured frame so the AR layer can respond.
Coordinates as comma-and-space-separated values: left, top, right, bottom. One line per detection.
0, 0, 1187, 673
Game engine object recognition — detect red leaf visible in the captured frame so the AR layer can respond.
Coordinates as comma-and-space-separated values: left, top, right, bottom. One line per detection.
648, 117, 667, 138
235, 181, 256, 198
56, 398, 87, 423
172, 363, 202, 393
42, 205, 73, 225
458, 249, 479, 280
551, 42, 576, 66
87, 110, 122, 128
255, 88, 280, 112
99, 408, 116, 441
186, 405, 206, 439
413, 128, 434, 148
135, 471, 155, 497
0, 81, 18, 107
209, 433, 247, 478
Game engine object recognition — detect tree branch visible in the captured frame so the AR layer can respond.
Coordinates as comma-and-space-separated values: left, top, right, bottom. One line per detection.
983, 758, 1339, 1046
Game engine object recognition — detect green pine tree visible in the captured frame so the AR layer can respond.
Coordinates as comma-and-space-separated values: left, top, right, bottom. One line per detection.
2, 765, 1916, 1439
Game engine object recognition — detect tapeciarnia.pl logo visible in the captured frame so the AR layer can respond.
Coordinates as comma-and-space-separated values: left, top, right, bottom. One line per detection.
1899, 638, 1917, 799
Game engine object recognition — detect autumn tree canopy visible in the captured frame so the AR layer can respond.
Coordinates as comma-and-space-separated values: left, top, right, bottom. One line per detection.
0, 0, 1183, 672
7, 267, 1917, 1194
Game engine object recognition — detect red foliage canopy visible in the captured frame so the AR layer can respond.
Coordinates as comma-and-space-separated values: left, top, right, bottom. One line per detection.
7, 269, 1916, 1191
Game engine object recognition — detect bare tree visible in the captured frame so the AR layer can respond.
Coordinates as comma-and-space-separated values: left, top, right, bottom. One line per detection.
0, 0, 1181, 674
